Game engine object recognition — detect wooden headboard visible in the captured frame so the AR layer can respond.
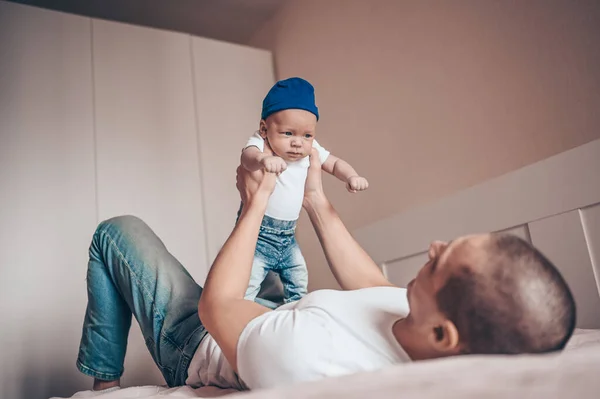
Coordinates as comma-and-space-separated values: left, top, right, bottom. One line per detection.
354, 139, 600, 329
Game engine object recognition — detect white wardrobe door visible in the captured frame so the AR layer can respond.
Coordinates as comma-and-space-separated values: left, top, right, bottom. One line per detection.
0, 3, 96, 399
192, 37, 274, 262
92, 20, 208, 281
92, 20, 208, 386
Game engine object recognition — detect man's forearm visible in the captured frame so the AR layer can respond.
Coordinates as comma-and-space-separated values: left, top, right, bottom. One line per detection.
304, 195, 391, 290
198, 194, 272, 371
201, 199, 267, 302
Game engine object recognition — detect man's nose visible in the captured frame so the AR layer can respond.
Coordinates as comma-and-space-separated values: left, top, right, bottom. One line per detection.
429, 240, 448, 258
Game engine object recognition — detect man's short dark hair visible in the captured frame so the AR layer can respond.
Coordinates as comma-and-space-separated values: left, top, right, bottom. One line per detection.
436, 233, 576, 355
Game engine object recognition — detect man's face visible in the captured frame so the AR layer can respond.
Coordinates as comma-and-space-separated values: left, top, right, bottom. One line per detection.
406, 235, 490, 333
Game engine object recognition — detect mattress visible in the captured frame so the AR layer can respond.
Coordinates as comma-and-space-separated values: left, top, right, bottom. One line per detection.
51, 329, 600, 399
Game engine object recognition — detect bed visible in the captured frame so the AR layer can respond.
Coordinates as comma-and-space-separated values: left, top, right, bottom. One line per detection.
51, 139, 600, 398
50, 329, 600, 398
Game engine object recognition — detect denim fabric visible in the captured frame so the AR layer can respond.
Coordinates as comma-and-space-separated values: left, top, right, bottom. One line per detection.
76, 216, 207, 387
238, 208, 308, 304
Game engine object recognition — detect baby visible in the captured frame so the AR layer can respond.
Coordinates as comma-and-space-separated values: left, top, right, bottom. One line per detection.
239, 77, 368, 305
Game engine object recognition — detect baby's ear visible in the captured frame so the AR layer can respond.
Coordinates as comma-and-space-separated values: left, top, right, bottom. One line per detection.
259, 120, 268, 138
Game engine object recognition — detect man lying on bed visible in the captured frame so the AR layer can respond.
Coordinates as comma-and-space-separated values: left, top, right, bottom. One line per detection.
77, 149, 576, 393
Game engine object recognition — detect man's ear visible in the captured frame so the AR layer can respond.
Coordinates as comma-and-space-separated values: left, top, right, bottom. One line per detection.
259, 120, 268, 138
428, 319, 460, 354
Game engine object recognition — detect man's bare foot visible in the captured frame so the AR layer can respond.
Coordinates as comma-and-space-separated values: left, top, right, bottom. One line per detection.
93, 378, 120, 391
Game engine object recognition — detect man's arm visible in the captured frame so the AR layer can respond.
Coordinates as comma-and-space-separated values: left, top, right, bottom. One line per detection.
198, 169, 276, 372
303, 151, 392, 291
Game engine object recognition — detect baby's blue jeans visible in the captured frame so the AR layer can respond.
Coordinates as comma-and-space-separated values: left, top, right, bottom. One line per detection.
238, 209, 308, 304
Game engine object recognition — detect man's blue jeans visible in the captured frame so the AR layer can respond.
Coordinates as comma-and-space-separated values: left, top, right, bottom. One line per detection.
76, 216, 207, 387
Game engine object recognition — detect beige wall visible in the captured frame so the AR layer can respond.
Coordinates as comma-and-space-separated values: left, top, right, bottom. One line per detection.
250, 0, 600, 290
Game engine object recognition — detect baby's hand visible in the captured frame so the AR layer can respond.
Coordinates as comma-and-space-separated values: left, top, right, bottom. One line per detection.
261, 156, 287, 174
346, 176, 369, 193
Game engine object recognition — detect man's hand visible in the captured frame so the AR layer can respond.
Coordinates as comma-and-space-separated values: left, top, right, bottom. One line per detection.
236, 165, 277, 207
260, 155, 287, 174
346, 176, 369, 193
303, 148, 327, 209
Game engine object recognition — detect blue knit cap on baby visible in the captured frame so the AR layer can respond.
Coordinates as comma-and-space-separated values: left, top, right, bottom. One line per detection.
261, 77, 319, 121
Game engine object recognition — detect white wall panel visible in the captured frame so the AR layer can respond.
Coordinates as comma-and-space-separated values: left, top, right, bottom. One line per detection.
355, 138, 600, 333
92, 20, 208, 386
529, 211, 600, 329
355, 139, 600, 265
0, 2, 96, 398
495, 224, 531, 242
384, 225, 530, 289
384, 252, 428, 288
581, 203, 600, 300
192, 37, 274, 262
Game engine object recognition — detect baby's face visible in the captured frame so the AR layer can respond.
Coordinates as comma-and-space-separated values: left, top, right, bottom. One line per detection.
260, 109, 317, 162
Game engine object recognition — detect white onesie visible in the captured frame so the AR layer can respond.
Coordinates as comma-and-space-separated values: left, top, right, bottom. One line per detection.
245, 132, 330, 221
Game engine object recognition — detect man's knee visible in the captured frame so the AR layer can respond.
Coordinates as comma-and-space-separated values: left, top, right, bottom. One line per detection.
95, 215, 146, 238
